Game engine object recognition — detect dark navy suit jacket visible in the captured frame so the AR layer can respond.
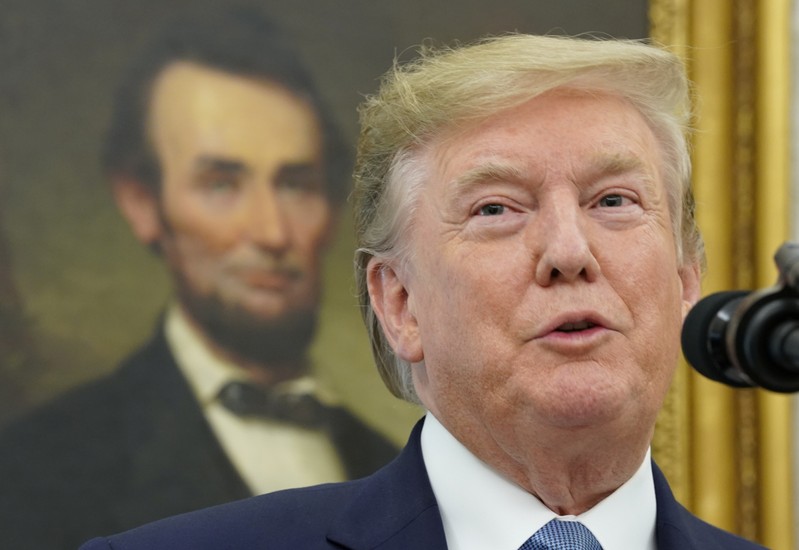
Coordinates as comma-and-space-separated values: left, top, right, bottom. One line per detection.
0, 327, 397, 550
79, 419, 766, 550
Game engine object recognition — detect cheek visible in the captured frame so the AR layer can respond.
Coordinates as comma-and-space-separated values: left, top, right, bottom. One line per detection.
162, 232, 223, 288
162, 194, 239, 253
412, 252, 520, 387
623, 252, 685, 377
288, 202, 332, 255
416, 249, 504, 322
158, 208, 233, 289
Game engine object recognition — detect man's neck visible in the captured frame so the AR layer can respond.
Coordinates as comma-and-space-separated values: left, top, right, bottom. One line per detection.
503, 439, 650, 515
421, 413, 658, 550
435, 410, 653, 516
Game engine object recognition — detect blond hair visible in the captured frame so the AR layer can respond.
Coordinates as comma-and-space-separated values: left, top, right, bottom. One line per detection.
353, 33, 704, 402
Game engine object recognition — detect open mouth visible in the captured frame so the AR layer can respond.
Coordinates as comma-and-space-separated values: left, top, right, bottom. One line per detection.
555, 320, 597, 333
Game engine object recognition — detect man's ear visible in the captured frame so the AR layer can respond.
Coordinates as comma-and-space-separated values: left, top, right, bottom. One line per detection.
112, 176, 163, 246
366, 258, 424, 363
679, 260, 702, 318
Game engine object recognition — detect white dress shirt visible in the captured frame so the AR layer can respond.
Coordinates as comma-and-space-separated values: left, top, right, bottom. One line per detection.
421, 412, 657, 550
165, 305, 346, 494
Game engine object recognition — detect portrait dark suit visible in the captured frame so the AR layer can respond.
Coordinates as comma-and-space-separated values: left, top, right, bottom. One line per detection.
78, 419, 765, 550
0, 325, 397, 550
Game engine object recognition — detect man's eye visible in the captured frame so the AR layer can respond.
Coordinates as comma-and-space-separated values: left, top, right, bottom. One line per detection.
279, 175, 323, 193
199, 174, 239, 193
478, 203, 505, 216
209, 179, 236, 191
598, 194, 625, 207
276, 165, 325, 194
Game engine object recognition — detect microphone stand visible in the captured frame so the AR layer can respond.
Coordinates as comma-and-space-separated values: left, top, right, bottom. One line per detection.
724, 241, 799, 392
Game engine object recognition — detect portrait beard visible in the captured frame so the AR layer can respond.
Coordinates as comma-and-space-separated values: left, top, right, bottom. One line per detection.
175, 275, 319, 369
154, 204, 321, 372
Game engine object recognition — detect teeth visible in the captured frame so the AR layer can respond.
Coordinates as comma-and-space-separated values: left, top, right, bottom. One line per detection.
558, 321, 594, 332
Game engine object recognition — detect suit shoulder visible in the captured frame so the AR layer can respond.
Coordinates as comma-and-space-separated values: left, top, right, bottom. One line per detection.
652, 462, 766, 549
103, 481, 365, 549
659, 518, 766, 549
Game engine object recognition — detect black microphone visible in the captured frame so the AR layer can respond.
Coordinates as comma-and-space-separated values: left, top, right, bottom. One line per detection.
681, 285, 799, 393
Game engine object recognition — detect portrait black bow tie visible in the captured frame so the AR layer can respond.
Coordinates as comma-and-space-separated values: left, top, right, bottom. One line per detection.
217, 380, 332, 430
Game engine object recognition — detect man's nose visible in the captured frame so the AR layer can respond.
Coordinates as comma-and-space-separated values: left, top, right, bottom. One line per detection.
533, 201, 601, 286
244, 185, 291, 252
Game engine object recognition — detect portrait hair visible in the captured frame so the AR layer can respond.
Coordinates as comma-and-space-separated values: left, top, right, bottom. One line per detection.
102, 7, 350, 204
353, 33, 705, 403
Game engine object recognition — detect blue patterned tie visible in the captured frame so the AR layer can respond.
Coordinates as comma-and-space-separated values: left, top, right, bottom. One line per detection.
518, 519, 603, 550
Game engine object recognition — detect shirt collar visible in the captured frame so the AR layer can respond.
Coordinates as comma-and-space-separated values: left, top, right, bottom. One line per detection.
420, 412, 657, 550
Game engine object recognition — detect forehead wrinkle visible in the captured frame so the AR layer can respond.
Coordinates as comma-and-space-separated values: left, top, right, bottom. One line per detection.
450, 162, 527, 192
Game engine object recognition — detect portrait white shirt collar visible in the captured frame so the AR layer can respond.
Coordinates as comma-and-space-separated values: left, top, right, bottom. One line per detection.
166, 303, 243, 405
164, 303, 346, 493
420, 412, 657, 550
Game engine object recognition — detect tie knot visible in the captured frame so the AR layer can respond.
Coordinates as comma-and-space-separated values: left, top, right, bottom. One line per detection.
519, 519, 603, 550
217, 380, 331, 429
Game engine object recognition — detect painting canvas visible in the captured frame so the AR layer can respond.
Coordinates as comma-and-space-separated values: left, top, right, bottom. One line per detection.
0, 0, 648, 438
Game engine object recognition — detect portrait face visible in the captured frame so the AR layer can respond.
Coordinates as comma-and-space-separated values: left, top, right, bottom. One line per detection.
119, 62, 334, 367
370, 90, 700, 455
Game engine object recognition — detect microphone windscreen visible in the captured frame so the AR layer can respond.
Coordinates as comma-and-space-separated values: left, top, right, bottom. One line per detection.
681, 290, 749, 384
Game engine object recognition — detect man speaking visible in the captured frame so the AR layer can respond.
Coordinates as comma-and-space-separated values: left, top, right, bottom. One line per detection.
79, 33, 764, 549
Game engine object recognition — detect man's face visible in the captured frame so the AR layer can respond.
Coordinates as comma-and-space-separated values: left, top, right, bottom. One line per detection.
144, 62, 333, 364
376, 91, 700, 449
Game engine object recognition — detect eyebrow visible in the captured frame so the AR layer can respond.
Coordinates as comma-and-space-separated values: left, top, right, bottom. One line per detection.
588, 152, 649, 177
275, 162, 326, 190
450, 162, 526, 190
586, 152, 659, 198
446, 151, 655, 199
277, 161, 322, 176
193, 155, 251, 176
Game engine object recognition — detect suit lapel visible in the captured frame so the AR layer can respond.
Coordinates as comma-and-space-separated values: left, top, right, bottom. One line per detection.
653, 460, 700, 550
326, 419, 448, 550
324, 427, 757, 550
653, 461, 730, 550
